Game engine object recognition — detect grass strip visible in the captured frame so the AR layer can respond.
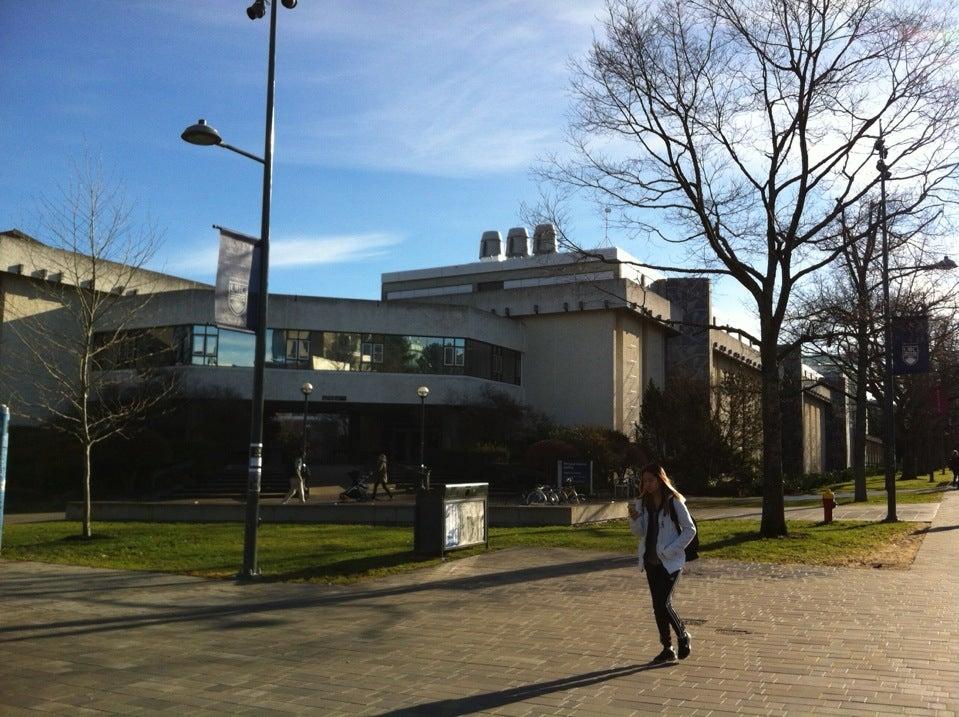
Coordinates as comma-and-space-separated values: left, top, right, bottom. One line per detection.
1, 518, 923, 584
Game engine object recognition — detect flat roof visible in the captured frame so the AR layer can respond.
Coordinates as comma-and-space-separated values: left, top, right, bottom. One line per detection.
381, 246, 665, 285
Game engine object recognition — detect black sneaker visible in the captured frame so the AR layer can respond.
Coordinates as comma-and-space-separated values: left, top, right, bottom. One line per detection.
677, 633, 692, 660
651, 646, 676, 664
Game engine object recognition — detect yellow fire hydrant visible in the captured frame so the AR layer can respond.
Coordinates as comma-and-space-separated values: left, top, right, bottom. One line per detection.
821, 487, 837, 524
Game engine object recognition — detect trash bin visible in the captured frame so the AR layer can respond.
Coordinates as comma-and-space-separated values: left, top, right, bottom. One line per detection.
414, 482, 489, 557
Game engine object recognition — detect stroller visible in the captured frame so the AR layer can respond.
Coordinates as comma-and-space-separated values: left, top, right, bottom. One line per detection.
339, 469, 373, 502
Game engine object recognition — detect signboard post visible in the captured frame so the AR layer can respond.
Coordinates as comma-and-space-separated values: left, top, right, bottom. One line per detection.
557, 460, 594, 497
0, 405, 9, 552
414, 483, 489, 557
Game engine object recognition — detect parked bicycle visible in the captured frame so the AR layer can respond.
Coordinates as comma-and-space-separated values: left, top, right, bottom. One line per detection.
523, 485, 550, 505
559, 479, 586, 503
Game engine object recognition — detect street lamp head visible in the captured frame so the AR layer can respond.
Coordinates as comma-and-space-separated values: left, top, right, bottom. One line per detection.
181, 119, 222, 147
301, 382, 314, 396
281, 0, 297, 7
417, 386, 430, 399
246, 0, 266, 20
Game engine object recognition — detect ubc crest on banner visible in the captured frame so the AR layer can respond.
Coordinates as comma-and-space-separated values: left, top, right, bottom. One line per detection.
891, 315, 929, 375
214, 226, 261, 332
227, 278, 249, 318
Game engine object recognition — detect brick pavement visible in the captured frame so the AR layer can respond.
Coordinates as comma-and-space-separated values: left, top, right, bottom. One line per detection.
1, 496, 957, 715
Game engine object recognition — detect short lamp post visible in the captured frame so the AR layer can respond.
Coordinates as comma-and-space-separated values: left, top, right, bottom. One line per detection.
417, 385, 429, 489
300, 382, 313, 462
181, 0, 298, 580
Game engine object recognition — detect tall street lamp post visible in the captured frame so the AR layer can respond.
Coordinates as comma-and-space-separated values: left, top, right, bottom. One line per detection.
874, 132, 957, 521
417, 386, 429, 489
875, 132, 896, 523
181, 0, 297, 579
300, 382, 313, 461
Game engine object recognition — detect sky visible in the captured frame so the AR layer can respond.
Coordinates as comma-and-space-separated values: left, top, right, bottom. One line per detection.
0, 0, 757, 332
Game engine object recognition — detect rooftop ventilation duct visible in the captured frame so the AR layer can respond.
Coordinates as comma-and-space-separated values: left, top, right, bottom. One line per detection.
506, 227, 530, 258
479, 230, 504, 262
532, 223, 557, 255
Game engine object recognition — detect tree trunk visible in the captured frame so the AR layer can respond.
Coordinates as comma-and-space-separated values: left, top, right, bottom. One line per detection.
852, 325, 869, 502
759, 340, 787, 537
901, 445, 917, 481
82, 442, 92, 539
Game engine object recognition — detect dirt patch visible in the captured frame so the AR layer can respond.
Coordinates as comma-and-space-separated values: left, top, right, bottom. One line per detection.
837, 524, 928, 570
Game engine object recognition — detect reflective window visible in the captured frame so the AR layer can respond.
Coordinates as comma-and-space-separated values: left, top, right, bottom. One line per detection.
315, 331, 359, 371
218, 329, 255, 367
192, 325, 218, 365
443, 337, 465, 367
286, 330, 310, 366
92, 325, 520, 384
361, 334, 384, 368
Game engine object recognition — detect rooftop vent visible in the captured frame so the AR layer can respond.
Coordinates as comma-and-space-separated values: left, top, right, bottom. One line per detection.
479, 230, 504, 262
506, 227, 530, 258
532, 223, 556, 255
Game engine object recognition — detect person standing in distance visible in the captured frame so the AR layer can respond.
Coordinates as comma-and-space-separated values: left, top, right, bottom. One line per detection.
627, 463, 697, 663
949, 450, 959, 488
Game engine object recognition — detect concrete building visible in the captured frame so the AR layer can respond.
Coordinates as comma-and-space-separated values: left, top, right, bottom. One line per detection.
0, 226, 863, 477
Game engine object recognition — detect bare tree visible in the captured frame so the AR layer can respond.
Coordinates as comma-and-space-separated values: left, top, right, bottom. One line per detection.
790, 199, 957, 500
545, 0, 959, 535
3, 157, 178, 538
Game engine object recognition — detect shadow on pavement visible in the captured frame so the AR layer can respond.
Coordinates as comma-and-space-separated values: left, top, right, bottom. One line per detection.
375, 663, 674, 716
919, 524, 959, 534
0, 553, 635, 644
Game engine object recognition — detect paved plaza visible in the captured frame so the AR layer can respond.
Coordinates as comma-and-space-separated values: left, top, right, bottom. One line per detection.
1, 496, 958, 716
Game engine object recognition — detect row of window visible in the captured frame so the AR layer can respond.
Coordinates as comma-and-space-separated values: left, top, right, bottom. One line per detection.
96, 325, 521, 385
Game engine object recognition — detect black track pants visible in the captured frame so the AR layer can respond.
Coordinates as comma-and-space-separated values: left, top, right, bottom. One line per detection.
644, 562, 686, 647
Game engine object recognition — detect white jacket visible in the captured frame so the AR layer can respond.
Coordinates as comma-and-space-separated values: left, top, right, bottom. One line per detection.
628, 495, 697, 574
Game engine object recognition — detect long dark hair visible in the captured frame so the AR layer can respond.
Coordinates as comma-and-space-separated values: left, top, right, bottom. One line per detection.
639, 463, 685, 511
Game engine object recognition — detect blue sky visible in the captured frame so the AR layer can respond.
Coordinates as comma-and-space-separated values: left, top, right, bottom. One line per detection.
0, 1, 756, 330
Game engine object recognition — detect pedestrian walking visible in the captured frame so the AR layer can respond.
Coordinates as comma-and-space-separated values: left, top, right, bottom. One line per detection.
282, 455, 307, 504
371, 452, 393, 501
949, 450, 959, 488
627, 463, 697, 663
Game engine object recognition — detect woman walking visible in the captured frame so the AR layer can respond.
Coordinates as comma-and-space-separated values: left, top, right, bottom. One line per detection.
627, 463, 697, 663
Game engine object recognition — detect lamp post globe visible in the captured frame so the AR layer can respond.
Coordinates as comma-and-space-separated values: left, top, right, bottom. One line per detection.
301, 382, 314, 397
417, 386, 430, 399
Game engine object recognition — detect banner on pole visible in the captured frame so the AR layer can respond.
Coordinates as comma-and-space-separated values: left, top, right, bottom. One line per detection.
214, 226, 261, 332
891, 315, 930, 375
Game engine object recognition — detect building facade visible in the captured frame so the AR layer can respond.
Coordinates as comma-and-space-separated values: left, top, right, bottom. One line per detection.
0, 226, 863, 475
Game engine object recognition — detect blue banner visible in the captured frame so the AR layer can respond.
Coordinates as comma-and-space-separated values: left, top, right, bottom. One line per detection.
0, 405, 8, 552
892, 315, 930, 375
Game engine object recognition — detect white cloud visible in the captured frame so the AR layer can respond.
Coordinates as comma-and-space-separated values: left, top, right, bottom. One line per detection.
162, 231, 403, 276
150, 1, 606, 177
278, 1, 604, 176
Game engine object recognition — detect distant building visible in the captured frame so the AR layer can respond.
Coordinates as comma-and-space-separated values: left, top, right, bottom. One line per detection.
0, 226, 866, 474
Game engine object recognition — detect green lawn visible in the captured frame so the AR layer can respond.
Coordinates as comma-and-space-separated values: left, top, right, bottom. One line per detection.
828, 470, 952, 494
0, 518, 923, 584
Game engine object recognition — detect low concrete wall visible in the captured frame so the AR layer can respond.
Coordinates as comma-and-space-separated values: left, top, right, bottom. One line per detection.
492, 501, 627, 526
66, 500, 630, 527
